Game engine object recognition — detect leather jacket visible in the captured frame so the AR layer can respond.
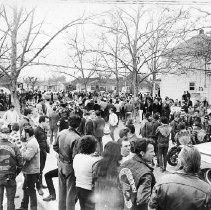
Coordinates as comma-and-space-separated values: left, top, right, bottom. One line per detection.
34, 126, 48, 152
149, 171, 211, 210
119, 155, 156, 210
53, 128, 80, 176
0, 138, 23, 184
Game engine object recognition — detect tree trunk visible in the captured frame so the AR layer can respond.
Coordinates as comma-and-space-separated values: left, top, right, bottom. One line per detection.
132, 57, 138, 96
152, 72, 157, 98
10, 81, 21, 114
133, 70, 138, 96
84, 82, 87, 92
116, 76, 119, 94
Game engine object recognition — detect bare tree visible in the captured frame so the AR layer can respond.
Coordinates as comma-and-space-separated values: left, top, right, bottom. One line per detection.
95, 11, 125, 94
23, 76, 39, 91
0, 5, 86, 111
92, 7, 195, 96
66, 30, 100, 92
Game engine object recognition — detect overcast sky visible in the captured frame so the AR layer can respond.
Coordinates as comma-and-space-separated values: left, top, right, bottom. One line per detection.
2, 0, 211, 81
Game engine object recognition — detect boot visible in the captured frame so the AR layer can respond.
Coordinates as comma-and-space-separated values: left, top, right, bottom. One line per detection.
43, 194, 56, 202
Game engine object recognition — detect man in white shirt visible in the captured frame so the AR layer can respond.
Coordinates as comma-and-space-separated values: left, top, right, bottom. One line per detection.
3, 105, 19, 131
109, 108, 118, 141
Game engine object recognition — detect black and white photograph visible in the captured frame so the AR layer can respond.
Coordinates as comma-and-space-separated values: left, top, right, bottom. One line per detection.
0, 0, 211, 210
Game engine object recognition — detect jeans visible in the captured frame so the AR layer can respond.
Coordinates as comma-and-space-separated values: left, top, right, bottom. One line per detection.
45, 168, 58, 195
109, 125, 116, 141
50, 127, 58, 144
0, 179, 16, 210
158, 146, 169, 170
21, 173, 39, 208
76, 187, 94, 210
36, 150, 47, 189
58, 170, 76, 210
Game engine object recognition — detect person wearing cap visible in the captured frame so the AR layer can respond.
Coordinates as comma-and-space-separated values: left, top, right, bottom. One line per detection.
0, 127, 23, 210
53, 114, 81, 210
149, 146, 211, 210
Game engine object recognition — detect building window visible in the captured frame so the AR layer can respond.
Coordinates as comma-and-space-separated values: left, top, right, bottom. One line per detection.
189, 82, 195, 91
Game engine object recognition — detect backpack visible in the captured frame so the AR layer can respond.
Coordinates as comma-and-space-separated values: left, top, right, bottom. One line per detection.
119, 167, 137, 209
197, 129, 206, 143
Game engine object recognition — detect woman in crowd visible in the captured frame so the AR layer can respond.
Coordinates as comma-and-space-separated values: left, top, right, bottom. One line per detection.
73, 135, 100, 210
92, 141, 123, 210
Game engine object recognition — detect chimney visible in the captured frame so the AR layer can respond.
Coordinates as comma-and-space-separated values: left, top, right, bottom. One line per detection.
199, 29, 204, 35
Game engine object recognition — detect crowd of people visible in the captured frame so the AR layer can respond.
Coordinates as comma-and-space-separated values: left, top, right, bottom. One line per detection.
0, 89, 211, 210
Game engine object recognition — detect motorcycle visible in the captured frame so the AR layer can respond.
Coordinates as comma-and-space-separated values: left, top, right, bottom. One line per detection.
167, 128, 208, 167
167, 144, 183, 166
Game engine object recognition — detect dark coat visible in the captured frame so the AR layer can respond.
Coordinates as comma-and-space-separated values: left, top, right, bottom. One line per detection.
119, 155, 156, 210
34, 126, 48, 152
149, 172, 211, 210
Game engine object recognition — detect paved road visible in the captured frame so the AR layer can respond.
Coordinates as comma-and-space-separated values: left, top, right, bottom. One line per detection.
3, 120, 176, 210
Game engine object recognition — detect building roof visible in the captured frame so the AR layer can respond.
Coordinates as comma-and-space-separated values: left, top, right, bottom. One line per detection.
168, 29, 211, 59
0, 75, 11, 86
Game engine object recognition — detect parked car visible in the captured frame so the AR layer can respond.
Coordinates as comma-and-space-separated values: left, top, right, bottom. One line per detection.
195, 142, 211, 185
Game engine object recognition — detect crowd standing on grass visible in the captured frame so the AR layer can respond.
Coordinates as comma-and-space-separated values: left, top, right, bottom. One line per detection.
0, 89, 211, 210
